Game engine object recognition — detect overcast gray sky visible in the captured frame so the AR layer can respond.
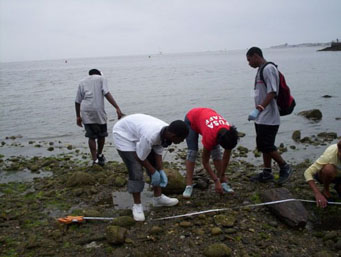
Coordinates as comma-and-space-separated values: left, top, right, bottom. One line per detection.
1, 0, 340, 62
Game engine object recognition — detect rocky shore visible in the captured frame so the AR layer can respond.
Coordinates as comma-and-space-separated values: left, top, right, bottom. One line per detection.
318, 42, 341, 51
0, 127, 340, 256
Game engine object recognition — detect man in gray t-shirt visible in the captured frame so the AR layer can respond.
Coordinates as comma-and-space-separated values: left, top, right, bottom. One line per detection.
246, 47, 292, 185
75, 69, 123, 166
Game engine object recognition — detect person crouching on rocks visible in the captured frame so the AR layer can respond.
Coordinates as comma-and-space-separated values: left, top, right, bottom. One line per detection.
182, 107, 239, 198
304, 140, 341, 208
112, 114, 189, 221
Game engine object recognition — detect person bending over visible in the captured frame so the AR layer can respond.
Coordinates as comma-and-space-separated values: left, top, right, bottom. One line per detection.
112, 114, 189, 221
304, 140, 341, 208
182, 107, 239, 198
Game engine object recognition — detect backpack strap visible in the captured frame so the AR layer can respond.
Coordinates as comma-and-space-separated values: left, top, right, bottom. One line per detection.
259, 62, 278, 87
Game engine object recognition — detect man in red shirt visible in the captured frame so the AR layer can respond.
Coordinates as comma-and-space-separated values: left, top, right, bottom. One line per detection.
183, 107, 239, 198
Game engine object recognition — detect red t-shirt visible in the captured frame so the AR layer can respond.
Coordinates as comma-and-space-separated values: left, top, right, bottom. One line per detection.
187, 108, 230, 151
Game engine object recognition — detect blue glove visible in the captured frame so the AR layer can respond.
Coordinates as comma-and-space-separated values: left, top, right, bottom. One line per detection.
248, 109, 260, 121
159, 170, 168, 188
151, 171, 161, 186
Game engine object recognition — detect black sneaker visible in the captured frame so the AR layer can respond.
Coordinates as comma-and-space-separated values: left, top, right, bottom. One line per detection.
278, 164, 293, 185
250, 170, 274, 183
92, 159, 99, 166
97, 154, 106, 166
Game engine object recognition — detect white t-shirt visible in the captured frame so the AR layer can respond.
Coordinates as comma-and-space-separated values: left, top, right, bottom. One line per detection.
75, 75, 109, 124
254, 63, 280, 125
112, 114, 168, 161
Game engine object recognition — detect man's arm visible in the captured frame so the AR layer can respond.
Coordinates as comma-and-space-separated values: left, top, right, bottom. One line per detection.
258, 65, 278, 110
105, 92, 124, 119
307, 180, 328, 208
75, 102, 82, 127
202, 148, 223, 194
153, 153, 163, 171
257, 92, 276, 111
220, 149, 231, 180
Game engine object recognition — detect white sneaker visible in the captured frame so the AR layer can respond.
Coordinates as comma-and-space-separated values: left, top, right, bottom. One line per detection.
182, 185, 193, 198
132, 204, 145, 221
153, 194, 179, 207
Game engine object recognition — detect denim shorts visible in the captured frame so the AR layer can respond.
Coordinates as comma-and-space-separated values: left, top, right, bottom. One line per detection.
84, 124, 108, 139
184, 116, 221, 161
117, 150, 157, 193
255, 123, 279, 153
313, 172, 341, 185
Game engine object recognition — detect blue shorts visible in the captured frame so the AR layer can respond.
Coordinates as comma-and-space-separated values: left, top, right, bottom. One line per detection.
117, 150, 157, 193
184, 116, 221, 161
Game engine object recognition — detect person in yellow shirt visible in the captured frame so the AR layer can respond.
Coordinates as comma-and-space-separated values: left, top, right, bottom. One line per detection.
304, 140, 341, 208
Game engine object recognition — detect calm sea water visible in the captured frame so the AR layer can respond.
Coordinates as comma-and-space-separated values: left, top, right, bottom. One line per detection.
0, 47, 340, 162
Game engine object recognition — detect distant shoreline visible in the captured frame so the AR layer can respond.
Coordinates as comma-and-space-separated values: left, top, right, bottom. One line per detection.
270, 41, 341, 51
318, 42, 341, 51
270, 42, 329, 49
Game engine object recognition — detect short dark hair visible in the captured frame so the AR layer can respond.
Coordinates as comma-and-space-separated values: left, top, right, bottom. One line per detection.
217, 126, 239, 150
168, 120, 189, 138
89, 69, 101, 75
246, 47, 263, 58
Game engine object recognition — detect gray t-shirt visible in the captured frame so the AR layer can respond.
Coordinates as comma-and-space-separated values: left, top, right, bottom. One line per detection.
75, 75, 109, 124
254, 63, 280, 125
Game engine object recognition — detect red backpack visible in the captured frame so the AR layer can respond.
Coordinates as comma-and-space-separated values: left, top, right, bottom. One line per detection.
260, 62, 296, 116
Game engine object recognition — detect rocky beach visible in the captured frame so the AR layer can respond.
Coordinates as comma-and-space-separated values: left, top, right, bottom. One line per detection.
0, 119, 340, 257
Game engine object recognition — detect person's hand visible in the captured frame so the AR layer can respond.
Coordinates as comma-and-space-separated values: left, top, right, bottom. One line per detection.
151, 171, 161, 186
159, 170, 168, 187
116, 109, 124, 119
76, 117, 83, 127
248, 109, 260, 121
315, 192, 328, 208
214, 180, 223, 195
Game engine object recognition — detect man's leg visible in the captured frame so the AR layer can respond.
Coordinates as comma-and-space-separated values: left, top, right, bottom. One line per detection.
320, 164, 337, 198
183, 116, 198, 197
263, 152, 272, 169
251, 124, 274, 182
185, 160, 195, 185
117, 150, 145, 221
97, 136, 105, 155
88, 138, 97, 161
266, 150, 286, 167
132, 192, 142, 204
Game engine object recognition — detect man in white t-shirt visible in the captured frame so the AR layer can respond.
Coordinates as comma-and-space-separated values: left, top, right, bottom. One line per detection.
75, 69, 123, 166
112, 114, 189, 221
246, 47, 292, 185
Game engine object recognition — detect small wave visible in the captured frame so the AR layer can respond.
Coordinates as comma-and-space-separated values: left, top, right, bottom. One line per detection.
27, 133, 75, 140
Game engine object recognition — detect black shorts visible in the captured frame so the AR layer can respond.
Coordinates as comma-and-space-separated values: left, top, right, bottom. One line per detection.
255, 124, 279, 153
84, 124, 108, 139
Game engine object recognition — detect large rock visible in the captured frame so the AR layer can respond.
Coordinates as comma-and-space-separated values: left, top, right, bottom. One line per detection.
317, 132, 338, 141
292, 130, 301, 142
111, 216, 135, 228
260, 188, 308, 228
204, 243, 232, 257
214, 214, 236, 227
66, 172, 96, 187
161, 168, 186, 194
106, 225, 127, 245
298, 109, 322, 121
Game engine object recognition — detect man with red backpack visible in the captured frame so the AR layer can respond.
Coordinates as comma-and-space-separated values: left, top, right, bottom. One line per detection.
246, 47, 293, 185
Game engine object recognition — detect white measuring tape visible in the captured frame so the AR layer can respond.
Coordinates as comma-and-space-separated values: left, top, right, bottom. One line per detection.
153, 198, 341, 221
